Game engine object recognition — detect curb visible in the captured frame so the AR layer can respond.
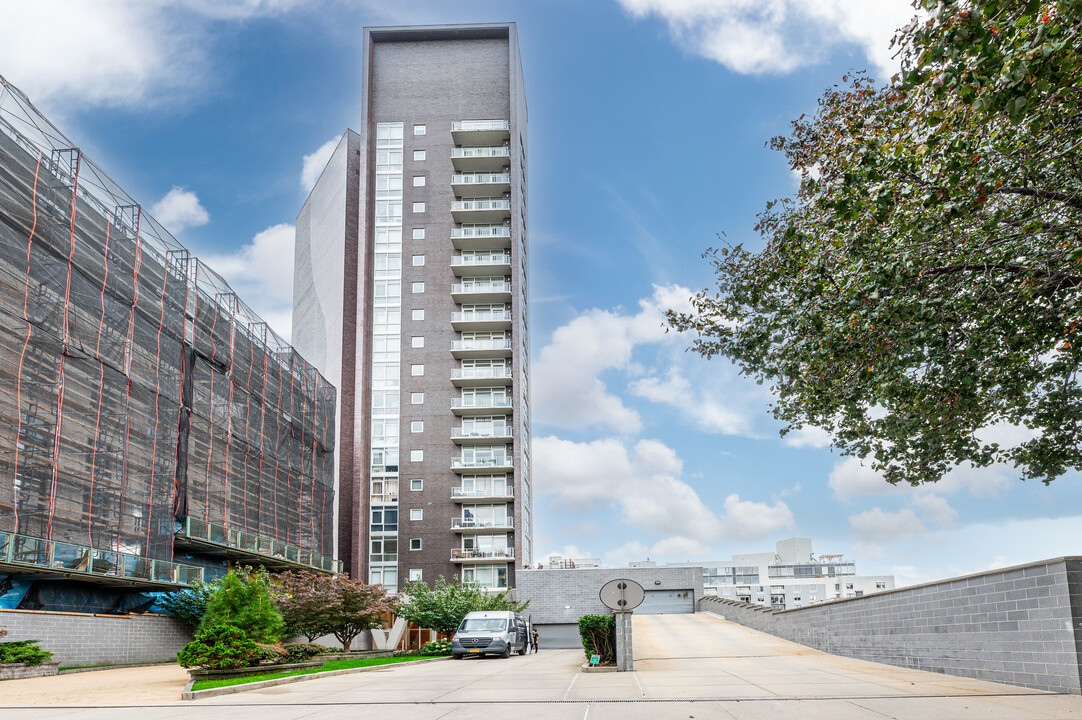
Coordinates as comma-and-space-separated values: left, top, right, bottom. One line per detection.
182, 656, 450, 700
60, 662, 177, 675
580, 663, 617, 673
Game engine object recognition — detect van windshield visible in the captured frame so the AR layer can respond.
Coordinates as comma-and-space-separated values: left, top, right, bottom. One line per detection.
459, 619, 510, 633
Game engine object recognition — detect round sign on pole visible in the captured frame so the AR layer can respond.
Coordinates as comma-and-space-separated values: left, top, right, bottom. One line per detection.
599, 578, 645, 611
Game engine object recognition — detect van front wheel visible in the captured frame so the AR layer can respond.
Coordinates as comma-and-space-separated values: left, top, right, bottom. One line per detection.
501, 645, 511, 658
452, 653, 464, 660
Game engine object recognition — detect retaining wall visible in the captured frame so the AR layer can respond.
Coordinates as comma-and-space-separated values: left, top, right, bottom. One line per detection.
0, 608, 192, 666
700, 556, 1082, 694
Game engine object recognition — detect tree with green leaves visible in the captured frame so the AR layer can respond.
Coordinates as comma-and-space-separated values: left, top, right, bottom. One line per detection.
274, 570, 396, 650
397, 577, 528, 636
670, 0, 1081, 486
157, 579, 220, 629
199, 566, 284, 643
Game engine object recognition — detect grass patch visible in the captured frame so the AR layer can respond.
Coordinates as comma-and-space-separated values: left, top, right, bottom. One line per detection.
190, 655, 428, 691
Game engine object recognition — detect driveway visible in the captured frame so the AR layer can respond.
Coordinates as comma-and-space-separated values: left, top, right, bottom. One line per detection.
2, 614, 1081, 719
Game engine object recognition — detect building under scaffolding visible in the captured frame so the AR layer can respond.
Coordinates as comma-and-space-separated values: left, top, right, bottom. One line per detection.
0, 76, 337, 613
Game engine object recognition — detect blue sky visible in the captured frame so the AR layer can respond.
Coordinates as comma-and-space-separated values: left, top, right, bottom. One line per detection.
3, 0, 1079, 586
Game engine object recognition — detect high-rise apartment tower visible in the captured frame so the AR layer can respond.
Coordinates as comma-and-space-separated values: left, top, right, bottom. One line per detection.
293, 24, 532, 592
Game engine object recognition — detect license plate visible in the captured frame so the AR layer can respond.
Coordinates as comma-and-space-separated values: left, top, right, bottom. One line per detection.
469, 649, 480, 653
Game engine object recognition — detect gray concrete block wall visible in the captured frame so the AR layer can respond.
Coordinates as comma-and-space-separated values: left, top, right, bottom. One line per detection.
515, 567, 704, 625
700, 556, 1082, 694
0, 609, 193, 666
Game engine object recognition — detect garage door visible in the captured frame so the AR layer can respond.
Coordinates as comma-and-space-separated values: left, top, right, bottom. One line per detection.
637, 589, 694, 614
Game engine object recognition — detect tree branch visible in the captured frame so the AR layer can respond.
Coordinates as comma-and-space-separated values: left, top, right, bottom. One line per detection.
993, 186, 1082, 210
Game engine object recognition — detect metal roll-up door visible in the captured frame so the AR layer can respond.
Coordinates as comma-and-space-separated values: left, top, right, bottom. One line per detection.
637, 589, 695, 614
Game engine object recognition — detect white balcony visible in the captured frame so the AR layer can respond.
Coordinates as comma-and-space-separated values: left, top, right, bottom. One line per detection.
451, 367, 513, 387
451, 310, 512, 331
451, 146, 510, 172
452, 485, 515, 502
451, 254, 512, 277
451, 338, 513, 359
451, 517, 515, 533
451, 281, 512, 303
452, 456, 514, 474
452, 172, 511, 198
451, 547, 515, 563
452, 119, 510, 145
451, 225, 511, 251
451, 198, 511, 224
451, 426, 513, 445
452, 397, 513, 416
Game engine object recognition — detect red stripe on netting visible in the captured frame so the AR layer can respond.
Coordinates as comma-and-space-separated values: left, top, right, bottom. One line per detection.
242, 327, 255, 533
144, 249, 170, 556
270, 349, 281, 540
116, 210, 142, 556
204, 285, 217, 521
12, 152, 42, 534
47, 152, 82, 541
222, 305, 235, 529
309, 373, 318, 552
256, 337, 267, 538
87, 213, 113, 549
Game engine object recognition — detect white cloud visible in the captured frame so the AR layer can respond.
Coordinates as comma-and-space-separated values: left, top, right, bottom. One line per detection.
150, 187, 210, 233
0, 1, 320, 110
201, 223, 295, 339
301, 137, 342, 192
533, 284, 693, 434
849, 507, 925, 543
630, 369, 754, 436
782, 425, 832, 449
534, 434, 792, 545
829, 455, 1015, 501
617, 0, 917, 78
909, 493, 957, 529
829, 457, 899, 500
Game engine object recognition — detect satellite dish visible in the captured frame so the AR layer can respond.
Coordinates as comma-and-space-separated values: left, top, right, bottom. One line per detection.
599, 578, 645, 611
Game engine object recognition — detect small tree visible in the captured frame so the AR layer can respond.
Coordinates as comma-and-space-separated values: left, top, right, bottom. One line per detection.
274, 570, 334, 642
398, 577, 528, 636
199, 566, 284, 643
157, 579, 219, 629
176, 624, 261, 669
327, 575, 396, 651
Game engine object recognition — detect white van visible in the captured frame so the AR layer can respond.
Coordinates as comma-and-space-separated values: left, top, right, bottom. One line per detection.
451, 611, 528, 659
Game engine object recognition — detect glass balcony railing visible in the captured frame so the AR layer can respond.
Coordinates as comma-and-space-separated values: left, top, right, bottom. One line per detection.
452, 282, 512, 295
451, 147, 510, 160
0, 530, 204, 586
451, 517, 515, 530
451, 548, 515, 561
451, 367, 513, 381
451, 339, 513, 352
452, 120, 510, 132
452, 173, 510, 185
179, 517, 341, 573
451, 397, 513, 410
451, 255, 511, 268
451, 427, 513, 440
452, 486, 515, 499
451, 226, 511, 240
451, 199, 511, 213
452, 457, 513, 470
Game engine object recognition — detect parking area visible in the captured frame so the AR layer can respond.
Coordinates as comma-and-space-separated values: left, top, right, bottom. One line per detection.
3, 614, 1082, 718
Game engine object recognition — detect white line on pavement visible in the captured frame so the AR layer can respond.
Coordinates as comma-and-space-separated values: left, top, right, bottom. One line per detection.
633, 671, 646, 698
563, 672, 580, 701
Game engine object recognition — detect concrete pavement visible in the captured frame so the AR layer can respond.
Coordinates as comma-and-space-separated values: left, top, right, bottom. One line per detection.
2, 613, 1081, 718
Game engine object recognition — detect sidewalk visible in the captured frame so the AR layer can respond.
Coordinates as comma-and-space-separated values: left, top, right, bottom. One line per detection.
0, 664, 188, 706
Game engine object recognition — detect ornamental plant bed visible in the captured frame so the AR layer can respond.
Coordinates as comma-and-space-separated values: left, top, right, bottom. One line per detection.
312, 650, 394, 662
0, 662, 60, 681
187, 661, 322, 681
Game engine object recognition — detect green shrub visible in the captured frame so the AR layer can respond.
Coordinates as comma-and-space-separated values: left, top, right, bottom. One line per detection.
417, 639, 451, 656
278, 643, 326, 664
0, 639, 53, 666
577, 615, 615, 664
199, 567, 284, 643
256, 643, 287, 664
176, 624, 262, 669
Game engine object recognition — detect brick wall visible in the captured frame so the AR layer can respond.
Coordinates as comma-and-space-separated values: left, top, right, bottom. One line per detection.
516, 567, 704, 624
0, 609, 192, 666
700, 556, 1082, 694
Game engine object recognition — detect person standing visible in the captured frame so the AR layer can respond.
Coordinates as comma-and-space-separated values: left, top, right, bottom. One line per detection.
531, 627, 539, 652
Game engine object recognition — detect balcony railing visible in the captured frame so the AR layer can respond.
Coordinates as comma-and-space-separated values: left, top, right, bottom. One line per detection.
178, 517, 340, 573
452, 120, 510, 132
451, 548, 515, 562
451, 254, 512, 268
452, 172, 510, 185
451, 226, 511, 240
451, 311, 512, 329
452, 486, 515, 499
451, 517, 515, 531
452, 281, 512, 294
452, 457, 513, 471
452, 427, 513, 441
451, 339, 512, 352
451, 397, 513, 411
452, 199, 510, 212
451, 147, 510, 160
0, 531, 204, 586
451, 367, 513, 381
